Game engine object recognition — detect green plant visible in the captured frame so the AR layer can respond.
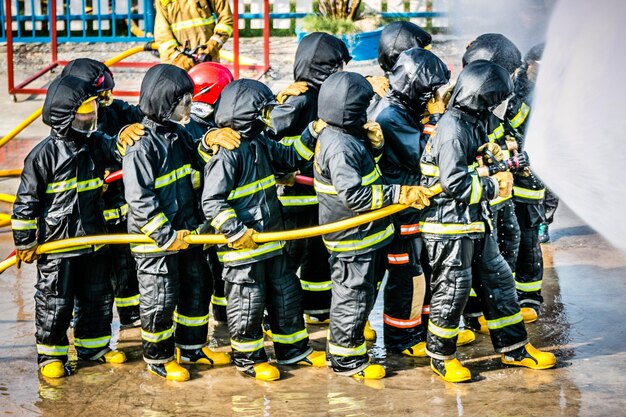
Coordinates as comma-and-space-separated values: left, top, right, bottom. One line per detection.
318, 0, 362, 20
300, 14, 357, 35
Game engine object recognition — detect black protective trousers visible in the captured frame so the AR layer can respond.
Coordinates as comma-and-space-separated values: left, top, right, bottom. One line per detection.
206, 247, 227, 323
135, 246, 212, 364
328, 250, 386, 375
283, 208, 332, 317
424, 235, 528, 359
464, 200, 520, 319
35, 250, 113, 366
514, 202, 545, 308
223, 254, 312, 371
108, 221, 140, 325
384, 236, 426, 351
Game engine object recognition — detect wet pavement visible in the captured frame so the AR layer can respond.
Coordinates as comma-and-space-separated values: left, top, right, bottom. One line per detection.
1, 40, 626, 417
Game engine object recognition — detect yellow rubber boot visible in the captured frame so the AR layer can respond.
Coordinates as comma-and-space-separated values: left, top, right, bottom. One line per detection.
477, 315, 490, 334
297, 351, 327, 367
521, 307, 538, 323
456, 329, 476, 346
148, 360, 190, 382
101, 350, 127, 364
176, 346, 231, 366
402, 341, 427, 357
40, 361, 66, 378
352, 364, 386, 380
364, 320, 377, 341
501, 343, 556, 370
244, 362, 280, 381
431, 358, 472, 383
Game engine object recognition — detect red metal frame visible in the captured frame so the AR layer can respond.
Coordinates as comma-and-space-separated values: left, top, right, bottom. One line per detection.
5, 0, 271, 98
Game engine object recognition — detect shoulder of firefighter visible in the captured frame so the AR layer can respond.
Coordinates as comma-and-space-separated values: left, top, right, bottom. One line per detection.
155, 0, 234, 64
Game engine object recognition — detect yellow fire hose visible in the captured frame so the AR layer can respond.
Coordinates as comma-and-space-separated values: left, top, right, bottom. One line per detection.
0, 184, 443, 274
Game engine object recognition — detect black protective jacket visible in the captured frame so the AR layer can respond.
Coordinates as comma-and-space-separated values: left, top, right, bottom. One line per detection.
420, 61, 510, 239
12, 76, 119, 258
376, 47, 450, 232
315, 72, 398, 257
123, 65, 206, 257
268, 32, 350, 213
202, 79, 316, 267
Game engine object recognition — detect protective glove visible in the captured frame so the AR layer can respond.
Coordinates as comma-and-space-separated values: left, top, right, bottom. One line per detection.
427, 91, 446, 116
493, 171, 514, 198
477, 142, 505, 163
171, 53, 195, 71
276, 172, 297, 187
228, 228, 258, 250
166, 230, 190, 251
312, 119, 327, 134
16, 245, 40, 267
203, 128, 241, 154
276, 81, 309, 104
505, 135, 519, 152
118, 123, 145, 150
205, 37, 222, 62
398, 185, 434, 210
366, 75, 389, 98
363, 121, 384, 150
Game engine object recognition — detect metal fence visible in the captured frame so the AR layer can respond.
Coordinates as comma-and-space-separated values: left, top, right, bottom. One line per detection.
0, 0, 449, 43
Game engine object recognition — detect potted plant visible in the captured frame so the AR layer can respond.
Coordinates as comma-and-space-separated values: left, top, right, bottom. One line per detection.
296, 0, 383, 61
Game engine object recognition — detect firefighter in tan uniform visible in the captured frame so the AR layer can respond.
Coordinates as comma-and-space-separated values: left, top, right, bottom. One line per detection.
155, 0, 234, 71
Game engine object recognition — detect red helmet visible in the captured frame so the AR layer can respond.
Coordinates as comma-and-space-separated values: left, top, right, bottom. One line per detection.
188, 62, 234, 105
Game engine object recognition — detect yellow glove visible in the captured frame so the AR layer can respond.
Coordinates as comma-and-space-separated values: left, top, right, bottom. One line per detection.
366, 75, 389, 98
228, 228, 258, 250
363, 121, 384, 150
493, 171, 514, 198
398, 186, 434, 210
204, 128, 241, 153
166, 230, 190, 251
505, 135, 519, 152
171, 53, 195, 71
276, 81, 309, 104
427, 92, 446, 115
312, 119, 327, 134
16, 245, 40, 267
276, 172, 297, 187
118, 123, 145, 149
477, 142, 505, 163
206, 38, 222, 62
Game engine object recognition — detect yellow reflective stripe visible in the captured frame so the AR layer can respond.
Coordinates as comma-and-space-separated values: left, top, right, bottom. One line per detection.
323, 223, 395, 253
130, 243, 165, 254
279, 136, 298, 146
174, 311, 209, 327
294, 136, 314, 161
76, 178, 103, 192
141, 326, 174, 343
211, 208, 237, 229
214, 22, 233, 36
191, 170, 202, 190
420, 221, 485, 235
361, 167, 381, 186
103, 204, 129, 221
513, 186, 545, 200
231, 338, 264, 353
46, 244, 102, 254
271, 329, 308, 345
278, 195, 318, 206
37, 344, 69, 356
516, 280, 542, 292
211, 295, 227, 306
314, 179, 337, 195
46, 177, 77, 194
217, 241, 285, 263
420, 163, 440, 177
301, 280, 332, 292
11, 218, 37, 230
117, 140, 127, 157
141, 213, 168, 237
170, 17, 215, 32
486, 312, 523, 330
428, 320, 459, 339
115, 294, 140, 307
490, 194, 512, 206
155, 164, 193, 189
469, 288, 478, 297
469, 174, 482, 205
198, 142, 212, 163
488, 123, 505, 142
228, 175, 276, 200
74, 335, 111, 348
328, 341, 367, 357
158, 39, 178, 55
509, 102, 530, 128
374, 153, 382, 163
371, 184, 383, 210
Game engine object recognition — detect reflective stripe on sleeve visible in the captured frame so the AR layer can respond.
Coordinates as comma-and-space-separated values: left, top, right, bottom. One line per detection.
509, 102, 530, 129
513, 186, 545, 200
140, 213, 168, 236
228, 175, 276, 200
211, 208, 237, 230
217, 241, 285, 263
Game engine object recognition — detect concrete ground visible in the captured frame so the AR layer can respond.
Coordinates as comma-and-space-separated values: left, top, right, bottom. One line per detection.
1, 37, 625, 416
